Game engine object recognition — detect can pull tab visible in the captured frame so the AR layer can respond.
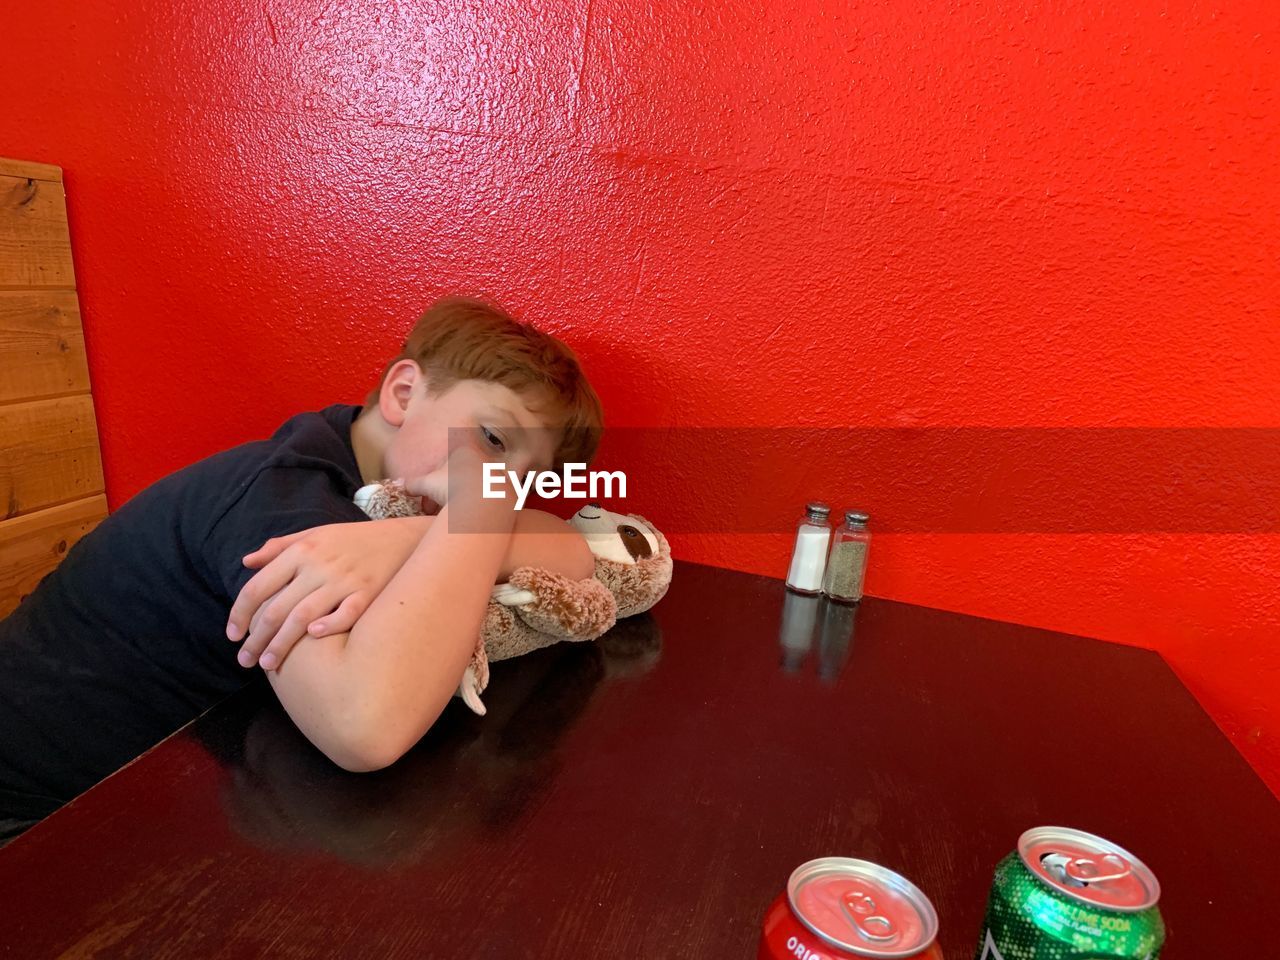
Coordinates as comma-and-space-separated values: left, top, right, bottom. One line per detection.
1042, 852, 1132, 887
840, 888, 897, 943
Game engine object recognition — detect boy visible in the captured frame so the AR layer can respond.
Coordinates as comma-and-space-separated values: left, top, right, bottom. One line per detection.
0, 296, 602, 844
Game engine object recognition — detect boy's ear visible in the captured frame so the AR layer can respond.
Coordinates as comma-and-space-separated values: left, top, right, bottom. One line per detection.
379, 360, 423, 427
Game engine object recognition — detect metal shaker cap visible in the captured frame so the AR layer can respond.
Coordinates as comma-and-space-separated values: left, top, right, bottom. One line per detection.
846, 511, 870, 526
805, 502, 832, 522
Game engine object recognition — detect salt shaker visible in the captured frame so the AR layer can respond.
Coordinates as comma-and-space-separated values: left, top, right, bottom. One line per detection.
785, 502, 832, 594
822, 510, 870, 602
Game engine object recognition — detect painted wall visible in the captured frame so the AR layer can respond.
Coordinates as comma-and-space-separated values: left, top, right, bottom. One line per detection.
1, 1, 1276, 794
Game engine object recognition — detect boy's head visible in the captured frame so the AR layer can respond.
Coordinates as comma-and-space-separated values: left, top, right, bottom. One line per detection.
363, 296, 603, 492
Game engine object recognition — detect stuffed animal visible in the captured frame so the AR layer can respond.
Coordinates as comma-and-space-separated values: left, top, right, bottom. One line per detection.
353, 481, 672, 715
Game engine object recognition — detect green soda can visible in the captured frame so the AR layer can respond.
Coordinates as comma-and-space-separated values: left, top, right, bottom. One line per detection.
975, 826, 1165, 960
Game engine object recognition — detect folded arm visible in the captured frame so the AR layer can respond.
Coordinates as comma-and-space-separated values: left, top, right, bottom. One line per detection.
265, 487, 515, 772
229, 508, 592, 669
241, 467, 593, 771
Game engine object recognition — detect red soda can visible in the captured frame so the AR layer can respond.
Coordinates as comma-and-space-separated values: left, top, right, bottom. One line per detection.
759, 857, 944, 960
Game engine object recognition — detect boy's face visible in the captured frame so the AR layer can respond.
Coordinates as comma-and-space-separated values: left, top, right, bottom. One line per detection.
381, 365, 559, 507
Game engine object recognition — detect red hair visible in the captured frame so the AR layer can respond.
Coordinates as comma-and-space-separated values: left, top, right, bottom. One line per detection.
368, 296, 603, 468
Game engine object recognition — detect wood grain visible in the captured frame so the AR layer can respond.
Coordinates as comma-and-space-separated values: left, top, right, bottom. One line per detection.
0, 495, 107, 618
0, 157, 104, 626
0, 290, 90, 404
0, 157, 63, 183
0, 395, 105, 519
0, 173, 75, 288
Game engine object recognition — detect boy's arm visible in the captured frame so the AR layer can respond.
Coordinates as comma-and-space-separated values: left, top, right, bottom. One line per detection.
229, 508, 593, 670
265, 453, 516, 772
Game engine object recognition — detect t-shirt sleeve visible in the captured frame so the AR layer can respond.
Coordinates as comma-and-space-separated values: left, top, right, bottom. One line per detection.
203, 465, 370, 602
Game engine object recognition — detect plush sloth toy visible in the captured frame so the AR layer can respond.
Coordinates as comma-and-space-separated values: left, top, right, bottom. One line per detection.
353, 481, 673, 715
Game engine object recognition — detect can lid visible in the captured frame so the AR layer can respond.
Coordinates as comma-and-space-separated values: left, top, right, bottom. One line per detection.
786, 857, 939, 958
1018, 826, 1161, 912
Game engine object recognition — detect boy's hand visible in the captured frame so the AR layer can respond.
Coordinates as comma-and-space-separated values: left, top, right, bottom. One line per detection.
226, 517, 428, 671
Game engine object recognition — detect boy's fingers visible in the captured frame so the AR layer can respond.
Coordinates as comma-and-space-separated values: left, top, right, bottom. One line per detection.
242, 596, 280, 657
243, 530, 310, 567
237, 577, 310, 665
247, 597, 270, 639
239, 592, 286, 665
227, 562, 299, 641
308, 591, 370, 638
257, 589, 340, 670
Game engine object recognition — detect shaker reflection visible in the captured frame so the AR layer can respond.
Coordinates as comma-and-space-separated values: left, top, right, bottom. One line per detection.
778, 589, 860, 682
817, 598, 858, 682
199, 614, 663, 868
778, 590, 822, 672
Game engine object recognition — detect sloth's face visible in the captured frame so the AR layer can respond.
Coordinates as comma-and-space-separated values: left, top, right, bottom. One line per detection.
569, 504, 659, 565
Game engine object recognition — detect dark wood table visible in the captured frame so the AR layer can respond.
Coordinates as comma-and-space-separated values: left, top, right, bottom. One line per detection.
2, 561, 1277, 958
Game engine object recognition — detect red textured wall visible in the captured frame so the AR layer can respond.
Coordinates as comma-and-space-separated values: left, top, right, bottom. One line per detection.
2, 2, 1277, 794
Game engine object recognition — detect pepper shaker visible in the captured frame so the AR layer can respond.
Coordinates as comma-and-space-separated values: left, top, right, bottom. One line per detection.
822, 510, 870, 603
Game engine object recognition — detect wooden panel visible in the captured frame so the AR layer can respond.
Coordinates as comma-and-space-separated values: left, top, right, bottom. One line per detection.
0, 173, 75, 288
0, 157, 63, 183
0, 290, 90, 403
0, 495, 106, 618
0, 157, 99, 607
0, 396, 105, 519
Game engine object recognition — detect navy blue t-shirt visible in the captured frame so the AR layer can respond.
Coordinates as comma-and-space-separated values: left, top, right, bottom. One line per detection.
0, 404, 369, 834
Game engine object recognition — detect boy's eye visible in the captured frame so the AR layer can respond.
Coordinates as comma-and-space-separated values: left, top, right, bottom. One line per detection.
481, 427, 506, 453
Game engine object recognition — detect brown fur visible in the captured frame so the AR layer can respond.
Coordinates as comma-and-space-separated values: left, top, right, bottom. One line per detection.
470, 515, 670, 700
506, 568, 617, 639
591, 516, 672, 618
